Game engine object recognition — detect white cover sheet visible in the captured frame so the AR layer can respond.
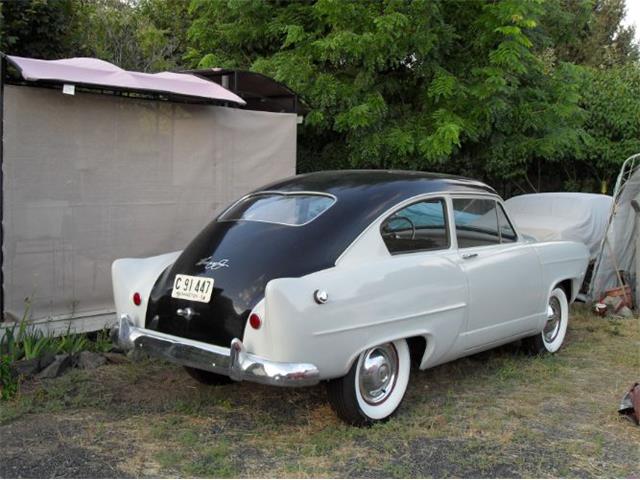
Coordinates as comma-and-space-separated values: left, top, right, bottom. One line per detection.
505, 193, 613, 258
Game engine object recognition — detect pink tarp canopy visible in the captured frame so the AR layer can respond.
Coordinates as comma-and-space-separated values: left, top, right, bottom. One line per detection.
6, 55, 246, 105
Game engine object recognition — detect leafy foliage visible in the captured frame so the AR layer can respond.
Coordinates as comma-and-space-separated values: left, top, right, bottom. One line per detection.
188, 0, 638, 193
0, 0, 81, 59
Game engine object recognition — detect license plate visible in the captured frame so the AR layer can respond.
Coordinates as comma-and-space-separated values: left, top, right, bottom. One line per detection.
171, 274, 214, 303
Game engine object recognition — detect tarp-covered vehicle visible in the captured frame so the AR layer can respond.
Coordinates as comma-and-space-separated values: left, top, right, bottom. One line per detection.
505, 193, 613, 299
113, 171, 589, 425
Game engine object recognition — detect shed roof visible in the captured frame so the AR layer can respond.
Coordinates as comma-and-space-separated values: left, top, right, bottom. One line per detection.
185, 68, 307, 114
4, 55, 246, 105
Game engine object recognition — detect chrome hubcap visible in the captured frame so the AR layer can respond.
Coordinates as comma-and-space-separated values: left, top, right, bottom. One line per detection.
544, 296, 562, 343
358, 343, 398, 405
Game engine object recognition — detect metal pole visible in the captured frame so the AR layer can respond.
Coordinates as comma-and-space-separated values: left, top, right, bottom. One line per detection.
0, 54, 5, 321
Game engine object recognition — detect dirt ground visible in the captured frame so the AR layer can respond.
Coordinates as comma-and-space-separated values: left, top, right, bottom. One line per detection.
1, 306, 639, 478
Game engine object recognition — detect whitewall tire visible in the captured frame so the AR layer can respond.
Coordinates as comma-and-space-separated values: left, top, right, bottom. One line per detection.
327, 339, 410, 426
524, 287, 569, 354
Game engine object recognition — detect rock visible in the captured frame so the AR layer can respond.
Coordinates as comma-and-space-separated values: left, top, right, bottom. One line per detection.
618, 306, 634, 318
103, 352, 129, 364
38, 352, 55, 370
37, 354, 71, 379
77, 351, 106, 370
11, 358, 40, 377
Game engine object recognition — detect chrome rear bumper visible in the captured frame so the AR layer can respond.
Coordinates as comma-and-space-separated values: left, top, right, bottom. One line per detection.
116, 315, 319, 387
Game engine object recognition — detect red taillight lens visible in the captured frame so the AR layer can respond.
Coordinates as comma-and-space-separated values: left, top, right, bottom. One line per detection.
249, 313, 262, 330
132, 292, 142, 306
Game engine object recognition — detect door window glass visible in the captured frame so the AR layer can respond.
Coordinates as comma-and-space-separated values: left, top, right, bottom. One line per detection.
452, 198, 501, 247
381, 198, 449, 254
497, 204, 517, 243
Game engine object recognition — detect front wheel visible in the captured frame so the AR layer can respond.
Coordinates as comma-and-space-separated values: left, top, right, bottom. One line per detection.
523, 287, 569, 354
326, 339, 410, 426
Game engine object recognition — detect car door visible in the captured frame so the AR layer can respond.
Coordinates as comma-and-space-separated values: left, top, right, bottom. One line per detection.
374, 196, 469, 367
450, 195, 544, 352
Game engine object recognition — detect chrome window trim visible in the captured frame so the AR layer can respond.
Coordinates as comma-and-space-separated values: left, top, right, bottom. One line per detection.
217, 190, 338, 227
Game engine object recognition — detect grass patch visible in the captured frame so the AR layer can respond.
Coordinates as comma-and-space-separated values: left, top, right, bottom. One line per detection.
1, 306, 639, 478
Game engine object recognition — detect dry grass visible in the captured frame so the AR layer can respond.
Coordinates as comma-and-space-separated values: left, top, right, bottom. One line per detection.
1, 306, 638, 478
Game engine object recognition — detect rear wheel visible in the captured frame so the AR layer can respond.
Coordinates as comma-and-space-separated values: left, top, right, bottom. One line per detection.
523, 287, 569, 354
327, 339, 410, 426
183, 366, 233, 385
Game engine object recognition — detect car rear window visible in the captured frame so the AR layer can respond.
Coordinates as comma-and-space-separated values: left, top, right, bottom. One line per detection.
219, 193, 335, 226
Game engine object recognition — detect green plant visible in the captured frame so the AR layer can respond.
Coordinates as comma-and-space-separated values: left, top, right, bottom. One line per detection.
0, 355, 18, 401
90, 329, 114, 353
0, 324, 24, 362
21, 332, 55, 360
55, 327, 89, 356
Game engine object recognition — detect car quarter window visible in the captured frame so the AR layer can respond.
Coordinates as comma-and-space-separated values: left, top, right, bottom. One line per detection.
380, 198, 450, 254
452, 197, 507, 248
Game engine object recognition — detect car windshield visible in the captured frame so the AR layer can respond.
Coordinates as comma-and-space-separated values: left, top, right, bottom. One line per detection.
219, 193, 335, 226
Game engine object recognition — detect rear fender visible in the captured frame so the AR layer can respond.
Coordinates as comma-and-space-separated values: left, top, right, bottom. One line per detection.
112, 251, 181, 326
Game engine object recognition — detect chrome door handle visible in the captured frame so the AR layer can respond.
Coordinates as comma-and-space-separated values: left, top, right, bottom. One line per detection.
462, 253, 478, 260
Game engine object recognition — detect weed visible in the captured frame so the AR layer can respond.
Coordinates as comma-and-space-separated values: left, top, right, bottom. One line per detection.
0, 355, 19, 400
56, 327, 89, 355
90, 329, 114, 353
22, 332, 55, 360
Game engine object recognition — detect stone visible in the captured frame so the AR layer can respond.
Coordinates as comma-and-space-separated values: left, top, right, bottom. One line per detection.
103, 352, 129, 364
618, 306, 634, 318
11, 358, 40, 377
37, 354, 71, 379
77, 351, 106, 370
38, 352, 55, 370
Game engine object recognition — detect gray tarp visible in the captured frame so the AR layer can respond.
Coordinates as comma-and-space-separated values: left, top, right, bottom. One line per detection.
3, 85, 296, 321
591, 155, 640, 303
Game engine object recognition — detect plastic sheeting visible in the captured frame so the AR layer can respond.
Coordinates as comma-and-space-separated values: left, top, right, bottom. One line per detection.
590, 156, 640, 301
504, 193, 613, 259
2, 85, 296, 321
6, 56, 245, 104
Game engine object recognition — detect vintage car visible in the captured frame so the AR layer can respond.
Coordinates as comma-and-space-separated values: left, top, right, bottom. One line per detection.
113, 170, 589, 425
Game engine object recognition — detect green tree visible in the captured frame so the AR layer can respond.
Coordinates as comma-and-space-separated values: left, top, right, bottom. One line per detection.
1, 0, 190, 72
0, 0, 83, 59
76, 0, 190, 72
188, 0, 587, 192
577, 64, 640, 189
537, 0, 638, 67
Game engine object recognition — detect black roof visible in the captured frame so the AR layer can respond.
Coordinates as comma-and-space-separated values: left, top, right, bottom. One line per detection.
243, 170, 498, 267
258, 170, 496, 199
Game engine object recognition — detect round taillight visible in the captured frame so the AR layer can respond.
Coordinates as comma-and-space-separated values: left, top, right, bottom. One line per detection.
132, 292, 142, 306
249, 313, 262, 330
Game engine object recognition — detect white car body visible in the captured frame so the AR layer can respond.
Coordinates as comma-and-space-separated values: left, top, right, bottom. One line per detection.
112, 171, 589, 424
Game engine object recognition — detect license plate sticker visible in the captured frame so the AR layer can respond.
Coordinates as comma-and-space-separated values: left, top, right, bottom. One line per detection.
171, 274, 214, 303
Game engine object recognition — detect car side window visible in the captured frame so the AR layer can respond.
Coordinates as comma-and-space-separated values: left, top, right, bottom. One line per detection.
381, 198, 450, 254
497, 203, 517, 243
452, 198, 502, 248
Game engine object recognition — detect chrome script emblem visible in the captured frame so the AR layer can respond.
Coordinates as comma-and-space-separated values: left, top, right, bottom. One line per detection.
196, 256, 229, 271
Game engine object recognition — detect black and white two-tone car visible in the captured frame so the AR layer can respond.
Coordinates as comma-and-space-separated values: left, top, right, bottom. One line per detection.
113, 170, 588, 425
